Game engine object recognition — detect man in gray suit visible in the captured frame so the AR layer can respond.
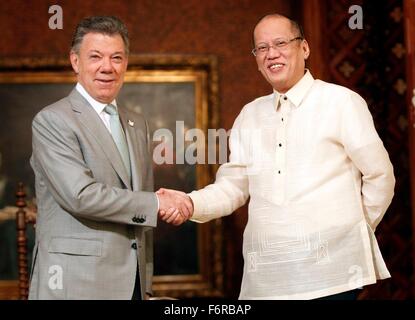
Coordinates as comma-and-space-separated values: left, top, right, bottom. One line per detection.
29, 16, 192, 300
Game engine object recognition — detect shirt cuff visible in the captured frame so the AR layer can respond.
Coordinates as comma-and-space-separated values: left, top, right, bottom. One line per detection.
188, 191, 207, 222
155, 193, 160, 211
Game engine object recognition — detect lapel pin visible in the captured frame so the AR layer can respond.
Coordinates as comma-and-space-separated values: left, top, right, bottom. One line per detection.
128, 120, 135, 127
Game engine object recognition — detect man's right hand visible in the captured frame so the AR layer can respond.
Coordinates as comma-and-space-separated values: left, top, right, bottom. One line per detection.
156, 188, 194, 226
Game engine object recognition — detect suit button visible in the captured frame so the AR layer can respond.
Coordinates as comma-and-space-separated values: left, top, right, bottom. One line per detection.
131, 243, 137, 250
132, 217, 137, 223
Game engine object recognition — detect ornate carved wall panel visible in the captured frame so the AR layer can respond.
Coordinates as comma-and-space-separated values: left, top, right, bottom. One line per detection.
320, 0, 412, 299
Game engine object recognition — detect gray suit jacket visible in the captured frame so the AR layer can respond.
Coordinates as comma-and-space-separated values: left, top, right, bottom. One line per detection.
28, 88, 158, 299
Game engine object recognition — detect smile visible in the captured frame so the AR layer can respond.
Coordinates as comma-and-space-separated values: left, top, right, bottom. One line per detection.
269, 63, 284, 70
96, 79, 114, 83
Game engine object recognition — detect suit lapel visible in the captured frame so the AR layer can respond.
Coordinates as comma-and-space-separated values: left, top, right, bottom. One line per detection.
118, 108, 143, 191
68, 89, 132, 189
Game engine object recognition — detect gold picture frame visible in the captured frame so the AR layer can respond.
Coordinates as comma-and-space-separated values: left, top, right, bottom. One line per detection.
0, 55, 223, 298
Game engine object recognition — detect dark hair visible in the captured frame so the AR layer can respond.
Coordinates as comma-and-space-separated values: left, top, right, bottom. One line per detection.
252, 14, 304, 47
71, 16, 129, 55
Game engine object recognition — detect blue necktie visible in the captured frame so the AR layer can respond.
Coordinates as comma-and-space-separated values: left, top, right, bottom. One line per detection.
104, 104, 131, 180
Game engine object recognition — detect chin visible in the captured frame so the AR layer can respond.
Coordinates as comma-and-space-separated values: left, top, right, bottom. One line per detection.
95, 95, 114, 104
266, 73, 285, 84
98, 91, 117, 101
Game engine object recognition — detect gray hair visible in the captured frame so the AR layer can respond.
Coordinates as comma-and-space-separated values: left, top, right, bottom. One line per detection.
71, 16, 129, 55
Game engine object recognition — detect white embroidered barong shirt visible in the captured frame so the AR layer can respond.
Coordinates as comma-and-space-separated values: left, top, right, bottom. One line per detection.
189, 70, 395, 299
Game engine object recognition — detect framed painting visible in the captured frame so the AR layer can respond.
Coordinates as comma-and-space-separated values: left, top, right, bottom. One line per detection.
0, 55, 223, 298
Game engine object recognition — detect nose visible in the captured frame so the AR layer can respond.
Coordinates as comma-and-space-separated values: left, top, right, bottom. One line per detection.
100, 57, 113, 72
267, 46, 281, 59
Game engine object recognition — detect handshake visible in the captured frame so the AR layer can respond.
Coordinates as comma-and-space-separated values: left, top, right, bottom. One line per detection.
156, 188, 194, 226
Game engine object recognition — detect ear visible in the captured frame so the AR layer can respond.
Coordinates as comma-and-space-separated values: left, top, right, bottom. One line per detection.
302, 40, 310, 60
70, 50, 80, 74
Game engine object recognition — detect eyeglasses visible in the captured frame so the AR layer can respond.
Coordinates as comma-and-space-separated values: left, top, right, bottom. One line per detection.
251, 37, 303, 56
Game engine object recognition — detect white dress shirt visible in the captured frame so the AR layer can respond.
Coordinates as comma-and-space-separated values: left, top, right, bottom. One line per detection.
75, 83, 117, 133
189, 70, 395, 299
